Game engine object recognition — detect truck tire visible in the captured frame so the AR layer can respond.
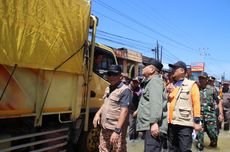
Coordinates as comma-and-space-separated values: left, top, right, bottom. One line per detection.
75, 113, 100, 152
86, 127, 100, 152
86, 113, 100, 152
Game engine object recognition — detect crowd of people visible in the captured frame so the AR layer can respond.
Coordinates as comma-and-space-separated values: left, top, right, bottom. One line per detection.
93, 60, 230, 152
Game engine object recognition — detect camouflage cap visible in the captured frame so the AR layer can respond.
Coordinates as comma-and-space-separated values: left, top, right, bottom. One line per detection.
199, 72, 208, 79
208, 76, 216, 81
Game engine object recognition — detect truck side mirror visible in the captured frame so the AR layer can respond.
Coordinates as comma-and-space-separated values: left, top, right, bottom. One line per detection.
89, 15, 99, 29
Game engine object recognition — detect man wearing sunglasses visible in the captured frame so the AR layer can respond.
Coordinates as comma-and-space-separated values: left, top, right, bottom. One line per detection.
93, 64, 133, 152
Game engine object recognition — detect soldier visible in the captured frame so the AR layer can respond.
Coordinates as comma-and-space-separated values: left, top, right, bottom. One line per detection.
93, 65, 133, 152
208, 76, 224, 134
196, 73, 219, 151
222, 81, 230, 131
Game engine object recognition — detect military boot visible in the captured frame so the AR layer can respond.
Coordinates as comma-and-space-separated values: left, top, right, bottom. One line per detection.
209, 141, 217, 147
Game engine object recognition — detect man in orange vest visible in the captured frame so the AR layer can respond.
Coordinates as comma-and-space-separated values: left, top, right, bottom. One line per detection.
167, 61, 202, 152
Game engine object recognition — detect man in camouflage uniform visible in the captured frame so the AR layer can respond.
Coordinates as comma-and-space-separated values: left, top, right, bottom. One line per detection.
208, 76, 224, 134
196, 73, 219, 151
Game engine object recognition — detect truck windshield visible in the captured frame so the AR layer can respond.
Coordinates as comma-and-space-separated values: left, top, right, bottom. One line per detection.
93, 46, 116, 79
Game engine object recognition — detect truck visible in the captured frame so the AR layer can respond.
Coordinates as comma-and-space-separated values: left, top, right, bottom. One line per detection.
0, 0, 117, 151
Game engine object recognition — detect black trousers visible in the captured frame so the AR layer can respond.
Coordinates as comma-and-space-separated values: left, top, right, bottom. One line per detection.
144, 130, 166, 152
168, 124, 193, 152
129, 114, 138, 140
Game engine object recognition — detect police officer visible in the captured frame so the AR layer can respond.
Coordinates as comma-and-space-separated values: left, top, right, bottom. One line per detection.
196, 73, 219, 151
93, 65, 133, 152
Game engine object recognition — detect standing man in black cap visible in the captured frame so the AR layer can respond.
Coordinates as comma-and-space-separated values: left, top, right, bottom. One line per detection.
136, 59, 168, 152
93, 64, 133, 152
167, 61, 202, 152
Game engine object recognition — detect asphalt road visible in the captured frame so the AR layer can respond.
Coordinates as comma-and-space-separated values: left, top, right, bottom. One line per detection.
127, 129, 230, 152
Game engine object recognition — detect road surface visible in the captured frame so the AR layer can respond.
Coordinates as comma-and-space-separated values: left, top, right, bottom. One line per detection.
127, 129, 230, 152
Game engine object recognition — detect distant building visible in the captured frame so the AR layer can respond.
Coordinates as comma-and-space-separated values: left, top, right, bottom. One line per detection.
190, 62, 205, 81
114, 48, 142, 78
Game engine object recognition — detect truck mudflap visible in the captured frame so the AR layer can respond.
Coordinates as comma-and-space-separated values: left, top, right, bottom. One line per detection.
68, 116, 84, 145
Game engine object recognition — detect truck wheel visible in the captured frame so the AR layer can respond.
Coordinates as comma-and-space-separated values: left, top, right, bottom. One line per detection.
86, 127, 100, 152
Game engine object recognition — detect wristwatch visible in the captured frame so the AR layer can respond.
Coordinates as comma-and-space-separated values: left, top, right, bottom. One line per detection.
194, 117, 201, 124
114, 127, 121, 134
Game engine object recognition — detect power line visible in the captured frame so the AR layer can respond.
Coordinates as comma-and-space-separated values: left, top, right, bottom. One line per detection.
95, 31, 224, 77
206, 57, 230, 63
92, 0, 227, 78
93, 9, 198, 57
91, 31, 154, 50
162, 51, 177, 62
92, 9, 158, 44
95, 35, 153, 52
163, 48, 182, 61
119, 0, 195, 44
94, 34, 181, 63
96, 33, 152, 50
97, 30, 153, 46
140, 0, 198, 43
94, 0, 197, 52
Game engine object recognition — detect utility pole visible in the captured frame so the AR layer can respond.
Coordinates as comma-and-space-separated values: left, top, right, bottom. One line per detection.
199, 48, 210, 71
151, 48, 156, 59
221, 72, 225, 82
152, 41, 163, 61
200, 48, 210, 62
156, 41, 159, 60
160, 46, 163, 62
